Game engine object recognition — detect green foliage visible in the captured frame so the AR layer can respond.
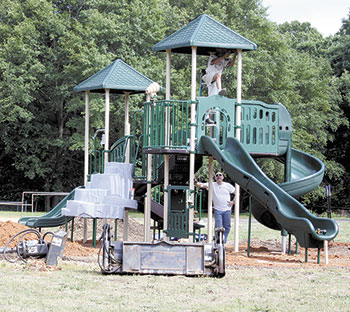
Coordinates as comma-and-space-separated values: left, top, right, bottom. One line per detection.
0, 0, 348, 212
323, 10, 350, 208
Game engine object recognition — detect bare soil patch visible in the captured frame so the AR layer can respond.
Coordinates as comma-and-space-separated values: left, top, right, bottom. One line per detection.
225, 238, 350, 268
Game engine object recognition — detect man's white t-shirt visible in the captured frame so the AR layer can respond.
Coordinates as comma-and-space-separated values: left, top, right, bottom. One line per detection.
204, 181, 235, 211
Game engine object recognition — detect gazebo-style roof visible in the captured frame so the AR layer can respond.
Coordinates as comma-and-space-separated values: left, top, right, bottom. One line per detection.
74, 59, 155, 94
152, 14, 257, 55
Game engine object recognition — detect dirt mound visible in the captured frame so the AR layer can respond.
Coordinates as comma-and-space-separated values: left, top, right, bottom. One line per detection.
0, 221, 34, 246
225, 239, 350, 268
0, 217, 145, 258
1, 220, 350, 268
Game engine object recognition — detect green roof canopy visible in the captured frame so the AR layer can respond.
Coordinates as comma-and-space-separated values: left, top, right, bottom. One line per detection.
74, 59, 155, 94
152, 14, 257, 55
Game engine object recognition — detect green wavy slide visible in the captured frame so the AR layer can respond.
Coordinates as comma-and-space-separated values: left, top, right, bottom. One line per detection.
199, 136, 338, 248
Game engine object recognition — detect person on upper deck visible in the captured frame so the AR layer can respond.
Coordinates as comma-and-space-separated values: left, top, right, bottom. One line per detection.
202, 49, 237, 96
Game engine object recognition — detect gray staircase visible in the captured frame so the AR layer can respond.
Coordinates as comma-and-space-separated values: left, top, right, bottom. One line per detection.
62, 162, 137, 219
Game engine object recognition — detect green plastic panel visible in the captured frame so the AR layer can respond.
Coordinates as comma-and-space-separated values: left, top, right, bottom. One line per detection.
196, 95, 236, 149
143, 99, 192, 150
240, 100, 280, 155
142, 97, 292, 157
166, 186, 189, 238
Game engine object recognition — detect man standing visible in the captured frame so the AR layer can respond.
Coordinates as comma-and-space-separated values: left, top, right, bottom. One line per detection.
195, 172, 235, 243
202, 50, 236, 96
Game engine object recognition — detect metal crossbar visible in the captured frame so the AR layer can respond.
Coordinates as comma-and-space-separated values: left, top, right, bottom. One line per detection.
20, 191, 69, 216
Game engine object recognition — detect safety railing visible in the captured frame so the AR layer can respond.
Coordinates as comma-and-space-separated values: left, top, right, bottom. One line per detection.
240, 100, 280, 154
89, 135, 140, 176
109, 135, 134, 163
143, 99, 193, 150
196, 96, 236, 149
89, 149, 104, 175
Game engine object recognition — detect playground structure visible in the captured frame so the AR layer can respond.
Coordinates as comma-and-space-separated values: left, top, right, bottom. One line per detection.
18, 14, 338, 275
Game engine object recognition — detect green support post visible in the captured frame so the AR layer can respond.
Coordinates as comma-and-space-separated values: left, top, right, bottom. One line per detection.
247, 196, 252, 257
296, 241, 299, 254
317, 248, 321, 264
65, 217, 68, 232
284, 138, 292, 182
288, 233, 292, 255
115, 219, 118, 240
199, 189, 203, 242
70, 218, 74, 242
93, 218, 97, 248
305, 248, 308, 263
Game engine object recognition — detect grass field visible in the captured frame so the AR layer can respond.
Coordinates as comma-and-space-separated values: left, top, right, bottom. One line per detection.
1, 212, 350, 311
0, 261, 349, 311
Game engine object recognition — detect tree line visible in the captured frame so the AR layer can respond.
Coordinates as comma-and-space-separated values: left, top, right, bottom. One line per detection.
0, 0, 349, 211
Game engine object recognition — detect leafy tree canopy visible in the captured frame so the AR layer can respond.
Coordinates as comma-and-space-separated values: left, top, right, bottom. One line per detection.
0, 0, 348, 211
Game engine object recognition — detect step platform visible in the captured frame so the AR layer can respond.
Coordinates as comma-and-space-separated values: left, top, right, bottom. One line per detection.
62, 162, 137, 219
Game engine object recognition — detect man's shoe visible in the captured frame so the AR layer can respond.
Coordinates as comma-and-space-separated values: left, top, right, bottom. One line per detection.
205, 117, 215, 124
218, 88, 227, 96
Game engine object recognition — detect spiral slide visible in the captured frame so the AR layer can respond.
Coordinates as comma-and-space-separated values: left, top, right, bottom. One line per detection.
199, 136, 338, 248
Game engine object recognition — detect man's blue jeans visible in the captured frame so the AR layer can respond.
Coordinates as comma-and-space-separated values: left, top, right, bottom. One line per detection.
214, 209, 231, 243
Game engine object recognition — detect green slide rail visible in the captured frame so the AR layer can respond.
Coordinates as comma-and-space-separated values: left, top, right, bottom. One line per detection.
18, 187, 79, 228
252, 148, 326, 231
279, 148, 325, 197
198, 136, 338, 248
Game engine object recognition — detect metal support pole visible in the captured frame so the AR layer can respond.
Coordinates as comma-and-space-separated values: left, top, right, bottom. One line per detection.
163, 155, 169, 240
115, 219, 118, 240
324, 240, 329, 265
247, 195, 252, 257
165, 49, 171, 147
145, 155, 152, 242
162, 50, 171, 240
123, 93, 130, 242
188, 46, 197, 242
281, 229, 287, 254
84, 91, 90, 185
326, 185, 332, 219
234, 49, 243, 252
104, 88, 110, 167
208, 157, 214, 243
144, 94, 152, 242
166, 49, 171, 100
124, 92, 131, 163
123, 212, 129, 241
